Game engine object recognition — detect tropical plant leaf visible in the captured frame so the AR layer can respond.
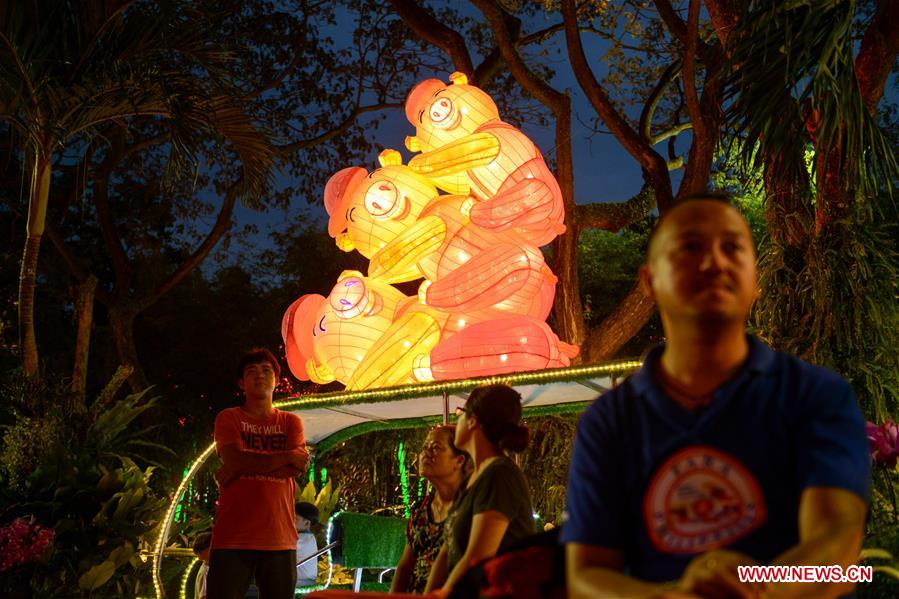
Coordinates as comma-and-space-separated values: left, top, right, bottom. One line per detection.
78, 560, 116, 591
861, 548, 894, 561
873, 565, 899, 581
724, 0, 897, 200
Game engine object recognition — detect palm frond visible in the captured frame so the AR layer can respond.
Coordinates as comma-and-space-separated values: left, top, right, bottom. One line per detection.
724, 0, 897, 199
1, 0, 274, 200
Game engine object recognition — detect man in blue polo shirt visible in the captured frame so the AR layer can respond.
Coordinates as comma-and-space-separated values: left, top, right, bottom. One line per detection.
563, 194, 870, 598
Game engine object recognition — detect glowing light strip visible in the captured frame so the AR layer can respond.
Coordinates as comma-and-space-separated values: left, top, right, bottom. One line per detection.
398, 441, 410, 519
274, 360, 642, 410
179, 557, 200, 599
153, 441, 216, 598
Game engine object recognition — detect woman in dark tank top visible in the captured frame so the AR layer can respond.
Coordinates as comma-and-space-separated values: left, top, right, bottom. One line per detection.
424, 384, 534, 594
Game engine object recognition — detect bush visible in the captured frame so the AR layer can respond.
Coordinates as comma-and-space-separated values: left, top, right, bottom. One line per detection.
0, 369, 174, 597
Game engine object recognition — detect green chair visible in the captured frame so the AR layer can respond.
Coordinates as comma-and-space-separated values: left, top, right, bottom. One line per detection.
328, 511, 407, 591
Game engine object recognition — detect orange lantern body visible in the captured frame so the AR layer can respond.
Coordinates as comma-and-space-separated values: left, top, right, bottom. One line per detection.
427, 316, 580, 381
405, 73, 566, 247
323, 149, 440, 283
368, 194, 556, 320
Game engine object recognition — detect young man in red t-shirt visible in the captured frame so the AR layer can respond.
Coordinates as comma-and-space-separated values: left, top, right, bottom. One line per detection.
206, 348, 309, 599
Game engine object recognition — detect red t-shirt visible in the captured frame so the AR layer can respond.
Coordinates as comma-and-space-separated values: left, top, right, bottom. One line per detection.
211, 407, 306, 550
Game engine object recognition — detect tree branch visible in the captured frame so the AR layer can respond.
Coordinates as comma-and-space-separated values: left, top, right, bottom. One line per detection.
92, 131, 132, 295
682, 0, 707, 149
562, 0, 673, 210
855, 0, 899, 114
472, 13, 522, 86
652, 122, 692, 145
135, 179, 242, 311
583, 281, 656, 363
703, 0, 743, 49
388, 0, 475, 77
654, 0, 688, 46
639, 60, 682, 143
44, 223, 113, 306
277, 102, 401, 154
576, 184, 656, 232
472, 0, 568, 110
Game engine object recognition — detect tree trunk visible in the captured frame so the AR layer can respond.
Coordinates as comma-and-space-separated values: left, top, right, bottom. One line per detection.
582, 282, 656, 362
550, 97, 587, 349
71, 275, 98, 405
19, 150, 52, 377
108, 306, 148, 392
552, 224, 587, 348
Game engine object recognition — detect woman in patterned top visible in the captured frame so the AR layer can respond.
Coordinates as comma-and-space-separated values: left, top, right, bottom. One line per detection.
391, 425, 470, 593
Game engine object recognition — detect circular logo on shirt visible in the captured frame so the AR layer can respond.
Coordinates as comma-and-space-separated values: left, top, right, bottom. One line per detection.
643, 445, 766, 554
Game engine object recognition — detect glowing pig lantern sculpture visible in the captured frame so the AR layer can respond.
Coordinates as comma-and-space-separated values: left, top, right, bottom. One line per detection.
283, 73, 578, 389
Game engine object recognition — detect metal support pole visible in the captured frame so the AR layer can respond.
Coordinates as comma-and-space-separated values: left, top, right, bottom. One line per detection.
442, 391, 449, 425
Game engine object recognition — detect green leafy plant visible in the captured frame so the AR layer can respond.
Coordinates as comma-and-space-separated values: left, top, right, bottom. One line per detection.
0, 369, 174, 597
296, 479, 342, 524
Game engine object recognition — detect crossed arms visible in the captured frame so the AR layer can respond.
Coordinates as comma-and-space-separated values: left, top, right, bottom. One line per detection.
216, 443, 309, 488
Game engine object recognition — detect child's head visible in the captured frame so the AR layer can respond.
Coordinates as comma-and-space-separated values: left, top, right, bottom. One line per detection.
192, 531, 213, 563
295, 502, 319, 532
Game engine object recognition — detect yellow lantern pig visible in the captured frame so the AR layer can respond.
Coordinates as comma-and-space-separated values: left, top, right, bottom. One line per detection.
323, 149, 439, 284
405, 73, 566, 247
282, 271, 413, 386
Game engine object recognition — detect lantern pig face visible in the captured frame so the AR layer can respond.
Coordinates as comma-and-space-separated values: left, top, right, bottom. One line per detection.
323, 149, 439, 282
282, 271, 410, 385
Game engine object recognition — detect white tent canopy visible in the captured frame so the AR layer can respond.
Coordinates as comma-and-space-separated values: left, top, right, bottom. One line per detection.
275, 360, 642, 447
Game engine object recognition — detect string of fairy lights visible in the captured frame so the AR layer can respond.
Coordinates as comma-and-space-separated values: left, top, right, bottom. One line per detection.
152, 359, 641, 597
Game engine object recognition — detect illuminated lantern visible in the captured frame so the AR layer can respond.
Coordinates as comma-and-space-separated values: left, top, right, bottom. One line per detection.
282, 272, 413, 386
284, 75, 580, 390
324, 149, 439, 284
344, 307, 443, 390
368, 194, 556, 320
423, 316, 580, 381
344, 300, 521, 390
405, 72, 566, 247
404, 72, 499, 195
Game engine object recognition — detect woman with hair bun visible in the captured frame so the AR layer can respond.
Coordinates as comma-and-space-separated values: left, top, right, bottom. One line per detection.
425, 384, 534, 594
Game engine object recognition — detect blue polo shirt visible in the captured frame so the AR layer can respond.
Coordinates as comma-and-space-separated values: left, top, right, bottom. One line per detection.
560, 336, 870, 582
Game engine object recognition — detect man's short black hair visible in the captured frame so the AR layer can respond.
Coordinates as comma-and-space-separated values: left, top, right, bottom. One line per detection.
237, 347, 281, 380
646, 190, 742, 261
192, 530, 213, 554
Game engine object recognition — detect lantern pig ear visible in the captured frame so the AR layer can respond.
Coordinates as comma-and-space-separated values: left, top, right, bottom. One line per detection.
405, 136, 421, 152
378, 149, 403, 167
324, 166, 367, 238
449, 72, 469, 85
283, 294, 326, 380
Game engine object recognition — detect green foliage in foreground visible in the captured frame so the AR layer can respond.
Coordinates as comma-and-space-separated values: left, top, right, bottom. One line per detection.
0, 371, 173, 597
